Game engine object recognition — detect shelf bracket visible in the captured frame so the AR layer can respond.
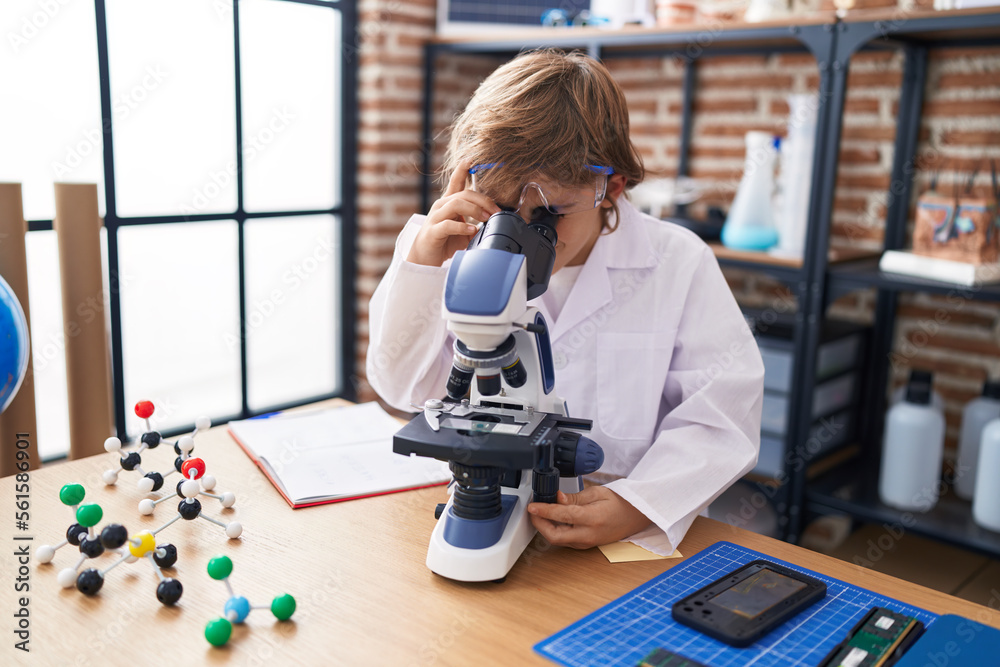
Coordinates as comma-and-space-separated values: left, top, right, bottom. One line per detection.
675, 57, 696, 217
420, 42, 440, 215
884, 43, 929, 251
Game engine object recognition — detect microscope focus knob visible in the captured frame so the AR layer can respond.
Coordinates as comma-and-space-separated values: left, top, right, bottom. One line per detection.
554, 432, 605, 477
532, 468, 559, 504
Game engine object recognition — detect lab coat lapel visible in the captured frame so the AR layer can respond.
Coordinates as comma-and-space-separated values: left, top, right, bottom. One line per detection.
550, 199, 658, 342
551, 240, 613, 342
532, 291, 555, 330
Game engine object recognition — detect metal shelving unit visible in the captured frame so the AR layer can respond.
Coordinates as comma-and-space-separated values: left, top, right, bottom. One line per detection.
714, 257, 805, 287
806, 7, 1000, 558
828, 259, 1000, 304
809, 462, 1000, 558
420, 14, 844, 542
421, 7, 1000, 554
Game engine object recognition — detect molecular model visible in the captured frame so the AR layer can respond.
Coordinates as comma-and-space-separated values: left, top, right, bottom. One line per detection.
204, 555, 296, 647
104, 399, 241, 540
103, 400, 211, 496
35, 484, 183, 605
141, 456, 243, 539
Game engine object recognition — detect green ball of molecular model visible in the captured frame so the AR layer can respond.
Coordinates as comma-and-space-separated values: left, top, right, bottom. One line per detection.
204, 555, 296, 647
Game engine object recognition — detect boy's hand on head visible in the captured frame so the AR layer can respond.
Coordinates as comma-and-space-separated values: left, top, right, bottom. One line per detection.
527, 487, 652, 550
407, 163, 501, 267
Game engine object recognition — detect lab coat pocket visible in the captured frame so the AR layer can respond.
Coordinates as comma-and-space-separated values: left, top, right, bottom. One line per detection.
596, 332, 667, 441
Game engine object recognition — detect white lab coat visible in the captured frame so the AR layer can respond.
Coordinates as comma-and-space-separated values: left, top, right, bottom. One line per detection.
366, 197, 763, 555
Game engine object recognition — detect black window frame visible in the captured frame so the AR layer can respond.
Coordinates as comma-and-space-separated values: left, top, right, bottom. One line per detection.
26, 0, 358, 445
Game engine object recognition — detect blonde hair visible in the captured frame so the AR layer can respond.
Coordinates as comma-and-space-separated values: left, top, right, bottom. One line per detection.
442, 49, 645, 231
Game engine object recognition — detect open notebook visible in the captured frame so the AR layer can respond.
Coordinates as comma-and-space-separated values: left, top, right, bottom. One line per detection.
228, 402, 451, 508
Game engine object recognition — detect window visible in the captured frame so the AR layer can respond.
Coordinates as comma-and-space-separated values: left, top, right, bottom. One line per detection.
0, 0, 357, 456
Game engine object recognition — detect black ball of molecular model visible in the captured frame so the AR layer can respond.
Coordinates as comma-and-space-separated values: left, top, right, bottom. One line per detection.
36, 484, 182, 605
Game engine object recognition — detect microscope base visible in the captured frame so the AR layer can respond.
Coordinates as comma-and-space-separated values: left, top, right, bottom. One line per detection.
427, 473, 582, 582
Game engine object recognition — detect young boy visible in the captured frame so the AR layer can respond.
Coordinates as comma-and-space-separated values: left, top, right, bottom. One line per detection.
366, 49, 763, 556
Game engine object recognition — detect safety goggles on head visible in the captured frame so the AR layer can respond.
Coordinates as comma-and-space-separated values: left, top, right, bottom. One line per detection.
469, 163, 614, 218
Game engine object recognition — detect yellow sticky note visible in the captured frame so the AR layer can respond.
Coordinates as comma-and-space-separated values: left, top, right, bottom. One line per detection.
597, 541, 682, 563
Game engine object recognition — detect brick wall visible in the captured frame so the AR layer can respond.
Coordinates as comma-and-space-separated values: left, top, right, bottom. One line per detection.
355, 0, 435, 401
835, 45, 1000, 453
353, 1, 1000, 452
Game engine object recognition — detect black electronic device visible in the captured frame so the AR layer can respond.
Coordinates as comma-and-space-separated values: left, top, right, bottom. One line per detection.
671, 560, 827, 648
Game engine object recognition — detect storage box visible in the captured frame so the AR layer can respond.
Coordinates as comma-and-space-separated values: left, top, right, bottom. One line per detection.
437, 0, 590, 34
760, 374, 856, 435
758, 334, 863, 394
754, 409, 855, 478
746, 311, 867, 393
912, 191, 999, 265
743, 310, 869, 480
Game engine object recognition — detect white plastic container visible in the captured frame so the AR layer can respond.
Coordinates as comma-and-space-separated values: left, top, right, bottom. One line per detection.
973, 418, 1000, 532
591, 0, 655, 28
955, 381, 1000, 500
772, 94, 818, 260
890, 369, 945, 413
721, 131, 779, 251
744, 0, 791, 22
879, 382, 946, 512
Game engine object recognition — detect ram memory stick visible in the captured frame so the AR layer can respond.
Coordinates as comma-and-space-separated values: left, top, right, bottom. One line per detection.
636, 648, 708, 667
817, 607, 925, 667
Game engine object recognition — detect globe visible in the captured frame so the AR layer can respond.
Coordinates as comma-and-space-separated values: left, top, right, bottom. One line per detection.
0, 274, 29, 414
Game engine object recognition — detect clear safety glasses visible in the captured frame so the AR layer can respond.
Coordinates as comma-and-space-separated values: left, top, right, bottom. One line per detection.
469, 163, 614, 218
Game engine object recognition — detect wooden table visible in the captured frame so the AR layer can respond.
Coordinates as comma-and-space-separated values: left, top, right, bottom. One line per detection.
4, 405, 999, 665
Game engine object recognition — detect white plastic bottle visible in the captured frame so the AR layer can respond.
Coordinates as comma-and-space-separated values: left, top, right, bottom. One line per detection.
890, 369, 945, 413
955, 381, 1000, 500
973, 418, 1000, 532
772, 94, 818, 260
589, 0, 654, 28
879, 381, 946, 512
745, 0, 791, 22
721, 131, 779, 251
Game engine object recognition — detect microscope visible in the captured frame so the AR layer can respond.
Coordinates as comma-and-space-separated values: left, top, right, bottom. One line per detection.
393, 209, 605, 583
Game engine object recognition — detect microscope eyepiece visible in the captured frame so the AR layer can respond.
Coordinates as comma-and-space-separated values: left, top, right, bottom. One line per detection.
527, 209, 558, 247
469, 210, 557, 301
